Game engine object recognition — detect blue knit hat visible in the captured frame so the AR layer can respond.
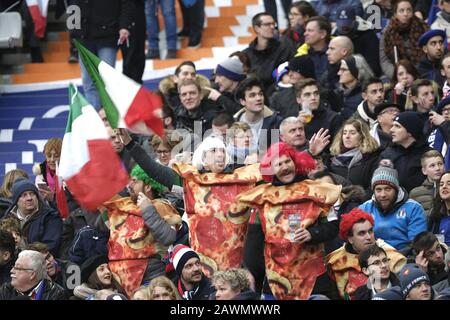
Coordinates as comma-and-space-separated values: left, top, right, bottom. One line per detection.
372, 286, 403, 300
272, 61, 289, 83
11, 178, 39, 205
216, 57, 246, 82
398, 264, 430, 298
371, 166, 399, 190
418, 29, 446, 47
435, 95, 450, 114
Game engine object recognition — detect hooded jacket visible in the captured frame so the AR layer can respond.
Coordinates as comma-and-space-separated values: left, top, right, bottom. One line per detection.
234, 106, 283, 151
359, 188, 427, 253
158, 74, 212, 115
353, 100, 378, 130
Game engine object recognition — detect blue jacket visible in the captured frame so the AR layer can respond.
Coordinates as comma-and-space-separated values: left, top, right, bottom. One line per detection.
359, 188, 427, 252
310, 0, 364, 22
5, 201, 63, 257
68, 225, 109, 265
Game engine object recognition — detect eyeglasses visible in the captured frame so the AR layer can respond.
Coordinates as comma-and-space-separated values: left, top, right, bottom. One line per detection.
368, 258, 390, 267
260, 22, 277, 28
379, 108, 400, 115
156, 150, 171, 155
12, 266, 34, 272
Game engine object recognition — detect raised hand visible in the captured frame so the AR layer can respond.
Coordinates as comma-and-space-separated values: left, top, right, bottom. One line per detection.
137, 192, 152, 210
116, 128, 132, 145
309, 128, 330, 156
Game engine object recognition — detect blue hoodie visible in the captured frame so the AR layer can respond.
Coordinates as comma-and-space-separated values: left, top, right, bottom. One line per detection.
359, 188, 427, 252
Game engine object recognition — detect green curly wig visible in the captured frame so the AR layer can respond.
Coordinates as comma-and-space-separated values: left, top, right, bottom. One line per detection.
130, 165, 167, 194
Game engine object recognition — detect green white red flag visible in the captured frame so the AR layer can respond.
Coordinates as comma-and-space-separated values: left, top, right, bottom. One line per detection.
58, 84, 129, 211
74, 40, 164, 137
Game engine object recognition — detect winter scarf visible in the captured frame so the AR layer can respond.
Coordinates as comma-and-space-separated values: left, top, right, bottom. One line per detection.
383, 16, 428, 66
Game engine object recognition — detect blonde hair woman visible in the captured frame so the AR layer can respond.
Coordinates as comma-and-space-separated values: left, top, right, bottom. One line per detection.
148, 276, 180, 300
329, 118, 381, 192
211, 268, 258, 300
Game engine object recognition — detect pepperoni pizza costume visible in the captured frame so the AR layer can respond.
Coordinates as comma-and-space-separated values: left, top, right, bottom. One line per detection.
327, 239, 406, 300
171, 163, 262, 277
236, 143, 341, 299
102, 196, 181, 297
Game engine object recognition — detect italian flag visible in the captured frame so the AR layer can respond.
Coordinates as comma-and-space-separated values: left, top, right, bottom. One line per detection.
58, 84, 129, 212
26, 0, 49, 39
74, 40, 164, 137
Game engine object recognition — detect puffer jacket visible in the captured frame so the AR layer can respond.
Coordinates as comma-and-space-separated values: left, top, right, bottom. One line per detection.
4, 202, 63, 257
409, 178, 436, 215
158, 74, 212, 116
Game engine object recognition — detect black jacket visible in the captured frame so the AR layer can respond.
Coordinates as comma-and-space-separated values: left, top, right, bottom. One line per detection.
243, 38, 292, 95
379, 139, 432, 192
70, 0, 134, 47
354, 273, 400, 300
342, 28, 382, 77
0, 279, 67, 300
216, 90, 242, 115
175, 99, 219, 136
304, 101, 341, 141
334, 85, 364, 123
329, 149, 382, 192
0, 259, 14, 287
269, 87, 297, 118
59, 208, 105, 259
175, 276, 216, 300
0, 197, 11, 219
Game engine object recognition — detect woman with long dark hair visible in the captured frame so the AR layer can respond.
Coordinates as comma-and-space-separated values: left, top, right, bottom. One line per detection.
429, 171, 450, 246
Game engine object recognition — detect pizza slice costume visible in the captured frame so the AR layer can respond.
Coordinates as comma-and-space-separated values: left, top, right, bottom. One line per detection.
236, 143, 341, 299
326, 208, 407, 300
172, 162, 262, 277
102, 196, 181, 297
